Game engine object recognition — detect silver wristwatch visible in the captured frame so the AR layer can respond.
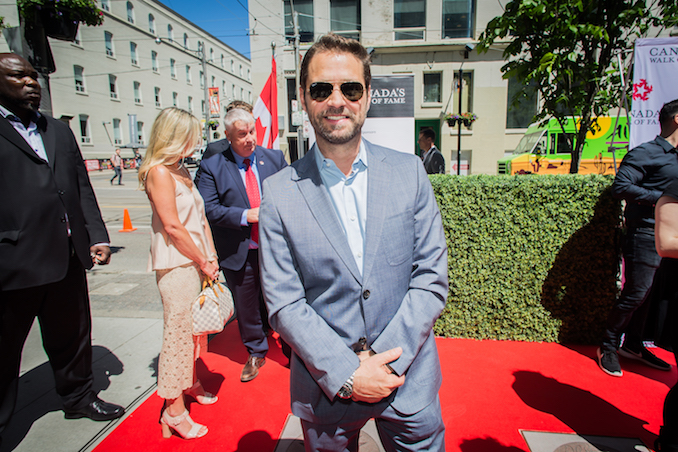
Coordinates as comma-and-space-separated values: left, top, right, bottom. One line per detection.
337, 372, 355, 399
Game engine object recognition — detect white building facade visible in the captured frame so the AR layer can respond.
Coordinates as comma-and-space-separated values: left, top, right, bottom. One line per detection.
1, 0, 251, 161
249, 0, 526, 174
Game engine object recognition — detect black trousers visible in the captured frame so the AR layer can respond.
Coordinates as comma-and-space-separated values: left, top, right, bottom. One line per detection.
0, 253, 94, 436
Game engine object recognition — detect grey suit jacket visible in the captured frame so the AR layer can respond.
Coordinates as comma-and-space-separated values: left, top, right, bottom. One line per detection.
259, 140, 448, 424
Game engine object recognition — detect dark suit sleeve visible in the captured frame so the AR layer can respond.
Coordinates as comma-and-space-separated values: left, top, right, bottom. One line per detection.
431, 151, 445, 174
70, 133, 109, 245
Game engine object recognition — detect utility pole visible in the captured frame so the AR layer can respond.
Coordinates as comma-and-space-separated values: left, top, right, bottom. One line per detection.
456, 65, 463, 175
293, 9, 304, 159
199, 41, 210, 145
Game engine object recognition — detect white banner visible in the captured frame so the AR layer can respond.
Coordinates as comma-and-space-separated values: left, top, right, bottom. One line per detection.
630, 38, 678, 149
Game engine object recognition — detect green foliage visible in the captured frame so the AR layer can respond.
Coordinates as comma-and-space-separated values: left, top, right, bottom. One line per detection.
431, 174, 622, 344
477, 0, 678, 173
18, 0, 104, 27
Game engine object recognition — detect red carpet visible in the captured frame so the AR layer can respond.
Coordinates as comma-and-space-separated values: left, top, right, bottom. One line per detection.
94, 321, 676, 451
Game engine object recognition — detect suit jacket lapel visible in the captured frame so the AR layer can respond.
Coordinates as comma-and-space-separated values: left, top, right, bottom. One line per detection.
362, 143, 388, 283
223, 145, 250, 207
39, 116, 57, 167
0, 115, 48, 165
294, 149, 362, 283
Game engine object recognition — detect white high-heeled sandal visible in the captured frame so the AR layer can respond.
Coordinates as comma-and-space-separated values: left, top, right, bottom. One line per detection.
160, 408, 208, 439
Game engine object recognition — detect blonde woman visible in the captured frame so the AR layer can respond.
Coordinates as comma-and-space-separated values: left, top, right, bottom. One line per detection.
139, 107, 220, 440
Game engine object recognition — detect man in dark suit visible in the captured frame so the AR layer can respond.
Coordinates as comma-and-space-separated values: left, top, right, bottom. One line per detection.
418, 128, 445, 174
197, 107, 287, 382
0, 54, 124, 440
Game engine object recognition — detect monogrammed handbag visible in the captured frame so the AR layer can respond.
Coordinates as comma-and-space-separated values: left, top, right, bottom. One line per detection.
192, 278, 234, 335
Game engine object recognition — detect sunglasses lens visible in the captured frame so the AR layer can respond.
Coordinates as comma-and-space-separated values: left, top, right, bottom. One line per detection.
341, 82, 364, 101
309, 82, 334, 101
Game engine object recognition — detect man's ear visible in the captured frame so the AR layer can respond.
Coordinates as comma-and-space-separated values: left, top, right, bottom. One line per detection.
300, 86, 307, 113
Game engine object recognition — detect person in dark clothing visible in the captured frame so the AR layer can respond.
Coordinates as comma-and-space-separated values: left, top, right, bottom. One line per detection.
597, 99, 678, 377
418, 128, 445, 174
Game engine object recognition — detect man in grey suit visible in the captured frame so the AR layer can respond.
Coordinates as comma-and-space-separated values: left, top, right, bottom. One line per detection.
259, 34, 448, 451
419, 127, 445, 174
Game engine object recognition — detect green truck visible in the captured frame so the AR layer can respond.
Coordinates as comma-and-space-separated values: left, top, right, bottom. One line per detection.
497, 116, 629, 175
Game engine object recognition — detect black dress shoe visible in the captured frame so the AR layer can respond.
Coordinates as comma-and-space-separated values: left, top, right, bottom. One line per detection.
64, 397, 125, 421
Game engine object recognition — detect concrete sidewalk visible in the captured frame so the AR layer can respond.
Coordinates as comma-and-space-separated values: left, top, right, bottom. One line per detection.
0, 168, 185, 452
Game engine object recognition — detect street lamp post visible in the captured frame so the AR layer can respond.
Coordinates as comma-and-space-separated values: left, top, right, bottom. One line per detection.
156, 37, 211, 145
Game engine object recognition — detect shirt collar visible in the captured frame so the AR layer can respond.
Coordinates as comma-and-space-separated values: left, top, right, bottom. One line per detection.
0, 104, 41, 125
314, 140, 368, 176
232, 147, 256, 167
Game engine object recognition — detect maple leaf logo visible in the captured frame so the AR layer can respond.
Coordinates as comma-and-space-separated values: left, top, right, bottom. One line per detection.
632, 79, 653, 101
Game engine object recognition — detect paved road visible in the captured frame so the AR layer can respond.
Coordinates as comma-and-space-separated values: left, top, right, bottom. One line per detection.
0, 166, 198, 452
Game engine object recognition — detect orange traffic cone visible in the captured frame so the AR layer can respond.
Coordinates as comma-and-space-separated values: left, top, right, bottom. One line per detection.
119, 209, 137, 232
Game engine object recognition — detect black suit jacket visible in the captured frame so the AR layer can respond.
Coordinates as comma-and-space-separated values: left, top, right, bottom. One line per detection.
0, 114, 109, 291
196, 142, 287, 272
423, 147, 445, 174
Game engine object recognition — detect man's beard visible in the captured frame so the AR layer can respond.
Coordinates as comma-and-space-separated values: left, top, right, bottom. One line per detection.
311, 107, 365, 145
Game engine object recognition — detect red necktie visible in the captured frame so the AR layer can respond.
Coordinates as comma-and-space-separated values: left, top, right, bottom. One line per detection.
244, 158, 260, 244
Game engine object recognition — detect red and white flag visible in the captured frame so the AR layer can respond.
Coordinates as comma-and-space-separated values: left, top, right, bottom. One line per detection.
253, 55, 279, 149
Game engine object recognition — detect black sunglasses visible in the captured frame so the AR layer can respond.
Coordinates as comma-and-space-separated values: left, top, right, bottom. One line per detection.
308, 82, 365, 102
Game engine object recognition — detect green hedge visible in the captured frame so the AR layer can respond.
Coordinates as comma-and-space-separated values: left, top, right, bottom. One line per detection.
431, 174, 622, 344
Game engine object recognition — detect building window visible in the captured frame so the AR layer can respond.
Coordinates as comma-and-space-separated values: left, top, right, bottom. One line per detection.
151, 51, 158, 72
442, 0, 474, 39
186, 65, 191, 84
113, 118, 123, 144
126, 1, 134, 24
200, 71, 204, 89
231, 59, 234, 72
240, 87, 244, 100
79, 114, 91, 144
452, 71, 473, 115
170, 58, 176, 79
211, 76, 216, 87
247, 69, 251, 81
201, 100, 206, 116
423, 72, 441, 103
101, 0, 109, 11
188, 96, 193, 114
210, 48, 214, 62
133, 81, 142, 104
506, 75, 538, 129
108, 74, 118, 99
172, 91, 178, 107
284, 0, 314, 43
167, 24, 174, 42
394, 0, 425, 40
104, 31, 114, 57
130, 42, 138, 65
155, 87, 161, 107
148, 13, 155, 34
239, 64, 243, 77
331, 0, 360, 40
74, 65, 85, 93
220, 54, 224, 68
232, 84, 235, 99
137, 121, 145, 144
183, 33, 189, 49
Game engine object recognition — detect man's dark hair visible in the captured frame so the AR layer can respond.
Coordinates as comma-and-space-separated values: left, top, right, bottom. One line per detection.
300, 33, 371, 93
226, 100, 253, 113
659, 99, 678, 126
420, 128, 436, 141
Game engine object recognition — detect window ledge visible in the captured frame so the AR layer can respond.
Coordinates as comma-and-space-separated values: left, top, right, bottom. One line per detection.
421, 103, 443, 109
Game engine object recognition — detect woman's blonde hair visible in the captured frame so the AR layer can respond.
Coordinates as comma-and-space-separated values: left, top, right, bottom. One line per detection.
138, 107, 202, 187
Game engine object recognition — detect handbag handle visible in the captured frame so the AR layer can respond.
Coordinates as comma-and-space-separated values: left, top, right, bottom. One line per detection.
198, 277, 226, 307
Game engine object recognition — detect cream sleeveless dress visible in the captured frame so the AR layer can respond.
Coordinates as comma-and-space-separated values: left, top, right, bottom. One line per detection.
148, 172, 215, 399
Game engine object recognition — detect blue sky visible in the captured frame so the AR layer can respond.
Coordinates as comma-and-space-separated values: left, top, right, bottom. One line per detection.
157, 0, 251, 58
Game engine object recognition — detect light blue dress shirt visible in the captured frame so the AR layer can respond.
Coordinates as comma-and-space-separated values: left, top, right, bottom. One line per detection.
315, 140, 368, 275
233, 149, 262, 248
